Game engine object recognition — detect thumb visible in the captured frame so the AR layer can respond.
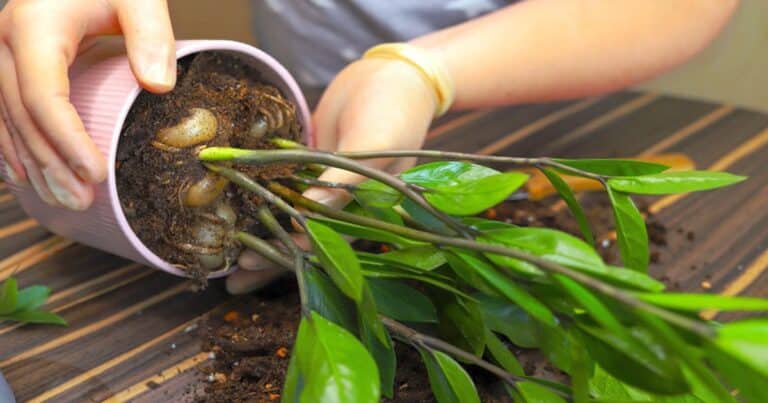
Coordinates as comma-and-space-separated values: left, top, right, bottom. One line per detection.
115, 0, 176, 92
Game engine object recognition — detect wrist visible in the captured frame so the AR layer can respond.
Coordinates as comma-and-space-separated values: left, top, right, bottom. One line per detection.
361, 42, 455, 116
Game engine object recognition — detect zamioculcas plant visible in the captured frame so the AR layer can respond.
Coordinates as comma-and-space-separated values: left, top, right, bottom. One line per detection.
189, 140, 768, 403
0, 276, 66, 326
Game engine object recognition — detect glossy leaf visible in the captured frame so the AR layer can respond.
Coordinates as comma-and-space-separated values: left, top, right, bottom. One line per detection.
358, 284, 389, 345
16, 285, 50, 312
579, 325, 689, 395
714, 319, 768, 376
608, 171, 746, 195
599, 266, 665, 292
461, 217, 517, 231
539, 325, 576, 374
479, 227, 605, 273
477, 294, 539, 348
310, 216, 421, 247
541, 167, 594, 244
554, 274, 624, 335
553, 158, 669, 176
515, 381, 567, 403
282, 316, 311, 402
0, 277, 18, 315
707, 345, 768, 403
360, 315, 396, 398
305, 269, 356, 331
444, 251, 498, 295
435, 294, 486, 356
375, 245, 446, 271
294, 312, 380, 403
355, 179, 401, 208
361, 265, 474, 301
447, 250, 556, 327
368, 278, 437, 323
607, 188, 648, 272
637, 292, 768, 312
485, 328, 525, 376
1, 310, 66, 325
306, 219, 364, 301
419, 348, 481, 403
400, 198, 453, 234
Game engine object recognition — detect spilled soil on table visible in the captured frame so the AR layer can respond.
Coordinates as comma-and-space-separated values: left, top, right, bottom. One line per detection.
115, 51, 302, 285
193, 194, 694, 402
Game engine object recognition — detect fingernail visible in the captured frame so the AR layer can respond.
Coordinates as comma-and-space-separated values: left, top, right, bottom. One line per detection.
3, 161, 18, 185
42, 168, 88, 210
28, 172, 57, 206
144, 61, 172, 87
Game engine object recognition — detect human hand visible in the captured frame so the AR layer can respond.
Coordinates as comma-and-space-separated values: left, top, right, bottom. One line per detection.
0, 0, 175, 210
226, 57, 438, 294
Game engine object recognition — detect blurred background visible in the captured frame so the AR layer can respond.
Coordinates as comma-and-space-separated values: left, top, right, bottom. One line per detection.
168, 0, 768, 112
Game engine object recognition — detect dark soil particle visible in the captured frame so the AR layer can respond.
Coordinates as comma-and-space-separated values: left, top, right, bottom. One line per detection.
194, 192, 684, 402
115, 51, 303, 285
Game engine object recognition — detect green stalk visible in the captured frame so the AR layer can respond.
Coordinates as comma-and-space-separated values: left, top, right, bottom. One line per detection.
199, 147, 469, 237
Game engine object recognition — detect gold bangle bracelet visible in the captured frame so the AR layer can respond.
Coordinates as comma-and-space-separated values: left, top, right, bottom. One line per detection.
362, 43, 455, 117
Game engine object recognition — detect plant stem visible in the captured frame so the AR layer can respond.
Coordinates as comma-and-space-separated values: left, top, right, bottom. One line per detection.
268, 182, 715, 338
256, 206, 300, 255
236, 232, 292, 270
380, 317, 576, 398
204, 163, 306, 227
334, 150, 605, 182
289, 175, 358, 191
199, 148, 469, 237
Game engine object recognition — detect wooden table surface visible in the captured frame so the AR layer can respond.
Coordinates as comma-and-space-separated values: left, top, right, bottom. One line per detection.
0, 91, 766, 402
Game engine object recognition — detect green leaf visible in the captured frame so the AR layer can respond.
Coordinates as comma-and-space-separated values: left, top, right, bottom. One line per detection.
419, 348, 481, 403
358, 284, 389, 345
305, 269, 356, 331
306, 219, 365, 302
461, 217, 517, 231
355, 179, 402, 208
0, 277, 19, 315
16, 285, 50, 312
1, 310, 67, 326
361, 265, 475, 301
599, 266, 665, 292
446, 250, 557, 327
579, 325, 689, 395
553, 158, 669, 177
435, 294, 486, 356
485, 328, 525, 376
375, 245, 446, 271
310, 216, 421, 247
540, 167, 594, 244
444, 251, 499, 295
400, 161, 527, 215
477, 294, 539, 348
295, 312, 380, 403
554, 274, 625, 335
515, 381, 567, 403
571, 343, 592, 403
479, 227, 605, 273
368, 278, 437, 323
608, 171, 746, 195
707, 344, 768, 403
539, 325, 577, 374
360, 313, 396, 398
282, 317, 311, 402
400, 198, 453, 234
714, 319, 768, 377
607, 188, 648, 272
637, 293, 768, 312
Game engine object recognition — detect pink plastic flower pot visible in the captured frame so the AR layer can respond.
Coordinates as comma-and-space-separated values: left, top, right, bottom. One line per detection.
0, 39, 314, 279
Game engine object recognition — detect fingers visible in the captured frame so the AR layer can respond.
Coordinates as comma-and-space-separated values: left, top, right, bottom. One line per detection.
0, 101, 25, 185
9, 31, 107, 184
0, 49, 94, 209
226, 266, 290, 295
114, 0, 176, 92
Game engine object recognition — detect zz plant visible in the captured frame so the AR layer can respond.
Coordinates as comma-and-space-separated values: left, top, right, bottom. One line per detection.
196, 140, 766, 403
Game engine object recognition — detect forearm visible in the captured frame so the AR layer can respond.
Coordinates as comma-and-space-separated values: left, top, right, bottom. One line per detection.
411, 0, 739, 109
